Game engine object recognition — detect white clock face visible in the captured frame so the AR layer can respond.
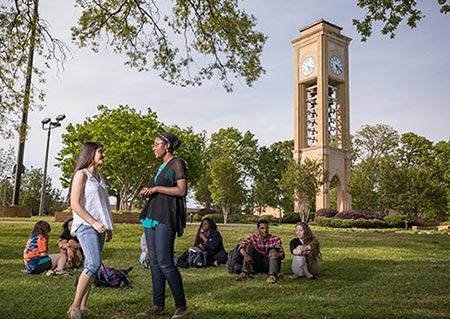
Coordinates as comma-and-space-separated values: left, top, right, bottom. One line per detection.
301, 56, 315, 76
329, 55, 343, 75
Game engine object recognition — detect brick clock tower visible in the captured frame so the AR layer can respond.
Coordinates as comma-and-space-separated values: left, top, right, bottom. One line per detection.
292, 20, 352, 211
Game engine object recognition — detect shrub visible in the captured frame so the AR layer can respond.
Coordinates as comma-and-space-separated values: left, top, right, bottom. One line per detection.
316, 208, 338, 218
315, 216, 386, 228
335, 210, 381, 220
202, 213, 224, 224
281, 212, 301, 224
383, 214, 414, 228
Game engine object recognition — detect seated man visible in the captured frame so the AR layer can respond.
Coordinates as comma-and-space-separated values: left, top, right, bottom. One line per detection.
194, 217, 227, 266
236, 219, 284, 283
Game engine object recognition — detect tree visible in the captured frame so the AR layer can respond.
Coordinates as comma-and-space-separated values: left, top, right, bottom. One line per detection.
206, 127, 258, 213
0, 0, 67, 137
391, 133, 447, 220
19, 167, 64, 215
57, 105, 204, 210
0, 146, 15, 205
349, 124, 400, 211
352, 124, 400, 162
280, 158, 327, 222
72, 0, 267, 92
354, 0, 450, 41
253, 140, 293, 216
208, 156, 245, 224
433, 140, 450, 214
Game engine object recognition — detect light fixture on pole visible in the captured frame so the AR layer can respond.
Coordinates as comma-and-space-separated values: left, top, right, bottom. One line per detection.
38, 114, 66, 216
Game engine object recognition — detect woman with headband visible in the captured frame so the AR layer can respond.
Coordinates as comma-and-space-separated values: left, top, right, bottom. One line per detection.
138, 132, 189, 318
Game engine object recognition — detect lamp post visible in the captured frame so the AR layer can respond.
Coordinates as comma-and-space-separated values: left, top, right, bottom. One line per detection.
38, 114, 66, 216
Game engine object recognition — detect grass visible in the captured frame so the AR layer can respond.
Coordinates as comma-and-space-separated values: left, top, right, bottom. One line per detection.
1, 220, 450, 319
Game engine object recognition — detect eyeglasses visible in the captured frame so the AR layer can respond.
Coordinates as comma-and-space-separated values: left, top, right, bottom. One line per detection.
153, 142, 165, 148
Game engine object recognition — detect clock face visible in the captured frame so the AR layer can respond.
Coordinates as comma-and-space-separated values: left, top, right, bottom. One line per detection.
329, 55, 343, 75
301, 56, 315, 76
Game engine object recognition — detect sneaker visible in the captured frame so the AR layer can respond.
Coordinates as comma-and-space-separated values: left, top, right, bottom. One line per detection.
172, 307, 189, 319
212, 260, 219, 267
137, 305, 166, 316
55, 270, 69, 276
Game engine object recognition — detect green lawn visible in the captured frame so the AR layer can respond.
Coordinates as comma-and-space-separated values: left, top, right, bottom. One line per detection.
1, 220, 449, 319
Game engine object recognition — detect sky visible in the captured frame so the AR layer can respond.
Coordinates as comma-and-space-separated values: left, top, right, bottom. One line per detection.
1, 0, 449, 195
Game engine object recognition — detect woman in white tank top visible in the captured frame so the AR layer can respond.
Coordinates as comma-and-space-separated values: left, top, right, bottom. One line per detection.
66, 142, 114, 319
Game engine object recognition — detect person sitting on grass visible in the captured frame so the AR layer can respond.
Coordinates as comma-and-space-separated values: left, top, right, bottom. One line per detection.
23, 220, 68, 275
236, 219, 284, 284
140, 232, 150, 269
193, 217, 228, 267
57, 218, 83, 269
290, 222, 321, 279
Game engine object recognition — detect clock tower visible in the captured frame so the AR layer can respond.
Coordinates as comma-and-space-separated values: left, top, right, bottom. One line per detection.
292, 20, 352, 211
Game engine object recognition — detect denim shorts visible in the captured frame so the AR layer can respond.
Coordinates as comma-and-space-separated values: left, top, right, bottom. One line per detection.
74, 224, 105, 277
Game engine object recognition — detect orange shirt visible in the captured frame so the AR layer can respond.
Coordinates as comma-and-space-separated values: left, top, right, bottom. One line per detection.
23, 234, 48, 265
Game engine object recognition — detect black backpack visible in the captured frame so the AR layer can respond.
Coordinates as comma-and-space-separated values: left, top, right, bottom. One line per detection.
187, 246, 208, 268
226, 245, 243, 274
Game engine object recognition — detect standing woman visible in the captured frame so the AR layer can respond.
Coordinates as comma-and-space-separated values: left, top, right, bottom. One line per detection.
67, 142, 114, 319
290, 222, 321, 279
138, 132, 188, 318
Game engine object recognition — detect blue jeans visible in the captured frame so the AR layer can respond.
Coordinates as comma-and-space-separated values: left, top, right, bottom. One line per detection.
75, 224, 105, 277
145, 224, 186, 308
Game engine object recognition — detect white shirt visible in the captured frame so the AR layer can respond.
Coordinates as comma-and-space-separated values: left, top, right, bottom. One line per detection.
72, 169, 114, 233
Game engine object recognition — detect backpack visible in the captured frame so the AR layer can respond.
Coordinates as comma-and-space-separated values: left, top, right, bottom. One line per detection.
177, 250, 190, 269
186, 246, 208, 268
93, 263, 133, 288
226, 245, 243, 274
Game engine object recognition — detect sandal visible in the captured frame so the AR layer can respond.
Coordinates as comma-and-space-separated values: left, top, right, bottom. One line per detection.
67, 307, 81, 319
81, 307, 92, 314
266, 274, 277, 284
236, 271, 253, 281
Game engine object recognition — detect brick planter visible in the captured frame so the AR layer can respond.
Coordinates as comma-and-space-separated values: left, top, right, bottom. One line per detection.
0, 205, 32, 217
55, 211, 140, 224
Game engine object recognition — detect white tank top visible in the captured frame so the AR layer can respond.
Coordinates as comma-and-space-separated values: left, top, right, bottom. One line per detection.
72, 169, 114, 233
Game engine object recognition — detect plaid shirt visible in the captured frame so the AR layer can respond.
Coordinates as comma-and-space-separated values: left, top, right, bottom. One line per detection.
239, 233, 284, 257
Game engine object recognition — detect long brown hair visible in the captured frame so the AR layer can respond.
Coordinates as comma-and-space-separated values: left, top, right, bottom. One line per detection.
31, 220, 51, 241
67, 141, 103, 203
296, 222, 322, 260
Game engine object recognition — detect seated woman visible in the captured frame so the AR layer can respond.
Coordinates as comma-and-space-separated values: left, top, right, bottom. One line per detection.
290, 222, 321, 279
194, 217, 227, 266
57, 218, 83, 268
24, 220, 68, 275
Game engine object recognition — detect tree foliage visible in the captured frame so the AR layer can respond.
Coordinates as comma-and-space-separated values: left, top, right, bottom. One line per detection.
19, 167, 64, 215
354, 0, 450, 41
0, 0, 67, 137
208, 155, 244, 224
352, 123, 400, 162
350, 125, 450, 221
72, 0, 267, 92
57, 105, 204, 210
253, 140, 293, 215
280, 158, 327, 222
